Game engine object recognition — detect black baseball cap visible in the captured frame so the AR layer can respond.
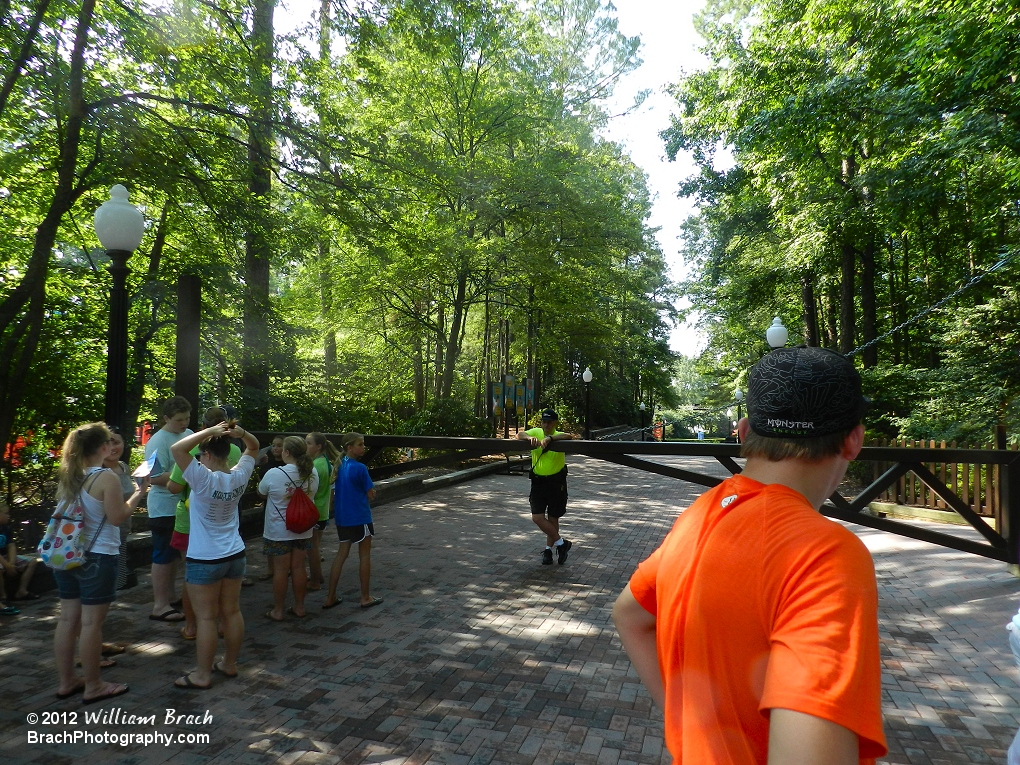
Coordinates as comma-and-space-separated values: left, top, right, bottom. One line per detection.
541, 409, 558, 421
747, 347, 868, 438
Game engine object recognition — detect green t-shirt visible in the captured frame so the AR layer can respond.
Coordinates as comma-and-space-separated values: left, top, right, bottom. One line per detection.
525, 427, 567, 476
312, 455, 331, 521
170, 443, 243, 534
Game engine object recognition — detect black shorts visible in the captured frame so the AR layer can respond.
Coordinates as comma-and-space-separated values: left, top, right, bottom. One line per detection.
314, 519, 329, 531
529, 468, 568, 519
336, 523, 374, 544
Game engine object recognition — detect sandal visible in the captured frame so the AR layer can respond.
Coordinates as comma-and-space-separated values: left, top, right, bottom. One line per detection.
174, 673, 211, 690
321, 598, 342, 609
149, 608, 185, 622
264, 610, 284, 622
102, 643, 127, 656
55, 680, 86, 700
82, 683, 129, 705
0, 605, 19, 615
360, 597, 384, 609
76, 658, 116, 669
212, 661, 238, 679
180, 627, 196, 641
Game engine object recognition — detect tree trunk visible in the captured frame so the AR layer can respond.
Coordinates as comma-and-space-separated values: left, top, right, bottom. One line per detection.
860, 236, 877, 367
413, 333, 425, 408
440, 268, 468, 398
241, 0, 275, 429
317, 0, 336, 403
825, 280, 838, 349
839, 240, 856, 355
0, 0, 94, 457
800, 272, 819, 347
887, 237, 900, 364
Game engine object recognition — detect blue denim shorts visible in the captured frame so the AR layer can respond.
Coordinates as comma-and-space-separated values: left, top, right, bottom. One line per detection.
185, 555, 246, 585
53, 553, 119, 605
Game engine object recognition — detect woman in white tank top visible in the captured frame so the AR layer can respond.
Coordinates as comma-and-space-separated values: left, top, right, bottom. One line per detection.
52, 423, 148, 704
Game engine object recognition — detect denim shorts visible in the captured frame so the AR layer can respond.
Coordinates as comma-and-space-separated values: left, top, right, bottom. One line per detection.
53, 553, 119, 605
185, 555, 246, 585
149, 515, 179, 564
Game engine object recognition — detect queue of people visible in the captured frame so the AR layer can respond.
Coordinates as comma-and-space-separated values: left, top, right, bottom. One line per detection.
32, 396, 381, 703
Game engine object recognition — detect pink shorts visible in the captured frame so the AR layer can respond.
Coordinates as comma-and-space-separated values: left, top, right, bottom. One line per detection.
170, 531, 189, 553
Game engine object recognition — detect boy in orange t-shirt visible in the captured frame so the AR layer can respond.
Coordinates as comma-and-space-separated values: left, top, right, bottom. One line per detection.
614, 347, 887, 764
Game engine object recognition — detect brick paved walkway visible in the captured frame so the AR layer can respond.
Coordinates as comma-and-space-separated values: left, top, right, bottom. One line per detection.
2, 456, 1020, 764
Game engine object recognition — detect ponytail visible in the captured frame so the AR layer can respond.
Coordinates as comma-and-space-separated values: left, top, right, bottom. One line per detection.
282, 435, 314, 484
306, 432, 341, 465
331, 432, 364, 484
57, 422, 111, 502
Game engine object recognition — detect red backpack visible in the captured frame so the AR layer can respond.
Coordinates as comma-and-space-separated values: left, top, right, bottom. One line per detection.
272, 468, 319, 534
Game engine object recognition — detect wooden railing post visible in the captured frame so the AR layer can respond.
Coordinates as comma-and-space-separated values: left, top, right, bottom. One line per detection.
998, 426, 1020, 573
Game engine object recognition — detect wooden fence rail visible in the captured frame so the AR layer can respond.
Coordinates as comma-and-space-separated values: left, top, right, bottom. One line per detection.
868, 438, 1020, 529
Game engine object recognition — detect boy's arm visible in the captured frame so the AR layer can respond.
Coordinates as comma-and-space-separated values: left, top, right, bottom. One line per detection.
767, 709, 858, 765
612, 585, 664, 709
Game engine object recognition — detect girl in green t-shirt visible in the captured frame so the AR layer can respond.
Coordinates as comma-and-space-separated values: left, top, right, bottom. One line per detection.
304, 432, 342, 590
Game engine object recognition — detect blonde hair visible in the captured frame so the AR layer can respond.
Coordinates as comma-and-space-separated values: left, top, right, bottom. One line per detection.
57, 422, 111, 502
331, 432, 364, 483
307, 432, 341, 464
282, 435, 314, 484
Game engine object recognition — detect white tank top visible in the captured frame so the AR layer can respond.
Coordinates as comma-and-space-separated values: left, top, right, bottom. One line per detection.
77, 467, 120, 556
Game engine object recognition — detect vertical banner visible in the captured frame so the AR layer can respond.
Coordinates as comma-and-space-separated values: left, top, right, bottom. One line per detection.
504, 375, 515, 410
525, 378, 535, 408
516, 385, 525, 416
491, 382, 503, 418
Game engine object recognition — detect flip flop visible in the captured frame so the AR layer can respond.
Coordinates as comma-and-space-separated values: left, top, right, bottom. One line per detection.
240, 577, 255, 587
55, 681, 86, 700
360, 597, 384, 609
82, 683, 129, 705
174, 673, 211, 690
212, 661, 238, 679
180, 627, 196, 641
264, 610, 284, 622
149, 608, 184, 622
286, 606, 306, 618
0, 605, 19, 615
321, 599, 343, 609
101, 643, 127, 656
76, 658, 116, 669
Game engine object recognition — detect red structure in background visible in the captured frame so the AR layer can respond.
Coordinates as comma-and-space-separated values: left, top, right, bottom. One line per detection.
4, 435, 29, 467
137, 421, 153, 446
652, 422, 663, 441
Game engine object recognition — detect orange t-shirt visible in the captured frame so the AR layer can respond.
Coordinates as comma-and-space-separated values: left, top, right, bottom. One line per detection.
628, 474, 887, 764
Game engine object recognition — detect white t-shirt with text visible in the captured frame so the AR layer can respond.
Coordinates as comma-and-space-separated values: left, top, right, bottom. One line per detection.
182, 455, 254, 561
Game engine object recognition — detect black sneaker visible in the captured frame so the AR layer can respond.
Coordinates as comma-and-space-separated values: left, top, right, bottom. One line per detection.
557, 539, 572, 565
541, 548, 554, 565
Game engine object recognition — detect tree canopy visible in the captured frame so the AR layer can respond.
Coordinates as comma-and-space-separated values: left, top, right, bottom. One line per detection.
0, 0, 676, 493
664, 0, 1020, 442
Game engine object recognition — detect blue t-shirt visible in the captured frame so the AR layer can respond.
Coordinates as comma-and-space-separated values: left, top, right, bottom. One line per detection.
0, 523, 10, 550
333, 457, 373, 527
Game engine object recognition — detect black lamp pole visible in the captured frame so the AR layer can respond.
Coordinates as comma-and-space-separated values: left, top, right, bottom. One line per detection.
104, 249, 132, 434
584, 383, 591, 440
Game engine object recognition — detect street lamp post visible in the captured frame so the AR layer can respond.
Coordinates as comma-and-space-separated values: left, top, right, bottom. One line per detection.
639, 401, 646, 441
582, 367, 593, 439
734, 388, 743, 443
94, 185, 144, 435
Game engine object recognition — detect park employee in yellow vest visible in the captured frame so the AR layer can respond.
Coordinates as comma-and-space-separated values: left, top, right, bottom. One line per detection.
517, 409, 578, 565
